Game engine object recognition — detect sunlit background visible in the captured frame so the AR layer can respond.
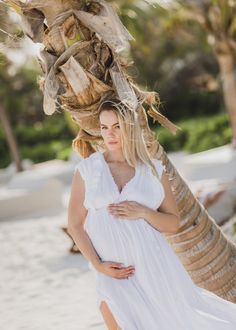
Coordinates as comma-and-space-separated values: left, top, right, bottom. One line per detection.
0, 1, 236, 329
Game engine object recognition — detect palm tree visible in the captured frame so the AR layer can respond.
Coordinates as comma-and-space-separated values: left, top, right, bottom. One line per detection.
0, 104, 23, 171
0, 5, 23, 171
2, 0, 236, 302
176, 0, 236, 148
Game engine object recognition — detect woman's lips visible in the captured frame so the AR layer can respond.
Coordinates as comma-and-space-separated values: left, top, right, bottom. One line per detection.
108, 141, 117, 144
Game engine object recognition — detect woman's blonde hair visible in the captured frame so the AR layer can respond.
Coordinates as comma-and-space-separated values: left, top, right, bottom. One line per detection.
98, 100, 160, 180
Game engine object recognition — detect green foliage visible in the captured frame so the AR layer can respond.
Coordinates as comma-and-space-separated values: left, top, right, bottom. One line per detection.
20, 141, 72, 163
0, 112, 231, 168
233, 222, 236, 234
0, 113, 75, 168
0, 55, 44, 126
155, 112, 231, 153
120, 2, 222, 120
15, 114, 73, 145
0, 127, 11, 167
64, 110, 79, 135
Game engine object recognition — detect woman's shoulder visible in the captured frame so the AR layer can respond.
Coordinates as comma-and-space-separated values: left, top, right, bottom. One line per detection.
77, 151, 100, 164
74, 151, 101, 179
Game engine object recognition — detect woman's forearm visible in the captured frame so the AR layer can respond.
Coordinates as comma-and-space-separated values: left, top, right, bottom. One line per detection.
141, 207, 179, 234
68, 224, 101, 269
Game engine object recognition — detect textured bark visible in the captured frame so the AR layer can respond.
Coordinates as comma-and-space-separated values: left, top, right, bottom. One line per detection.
163, 152, 236, 302
0, 104, 23, 171
216, 48, 236, 143
2, 0, 236, 302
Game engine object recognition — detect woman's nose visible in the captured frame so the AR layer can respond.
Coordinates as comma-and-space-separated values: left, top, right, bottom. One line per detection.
107, 129, 115, 136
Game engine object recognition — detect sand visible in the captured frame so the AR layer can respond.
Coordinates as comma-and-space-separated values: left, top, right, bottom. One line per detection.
0, 210, 106, 330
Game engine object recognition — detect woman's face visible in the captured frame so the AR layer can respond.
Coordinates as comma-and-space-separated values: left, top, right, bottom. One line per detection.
99, 110, 122, 151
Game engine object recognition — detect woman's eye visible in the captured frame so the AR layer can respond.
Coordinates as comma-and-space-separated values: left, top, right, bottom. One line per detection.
101, 126, 119, 129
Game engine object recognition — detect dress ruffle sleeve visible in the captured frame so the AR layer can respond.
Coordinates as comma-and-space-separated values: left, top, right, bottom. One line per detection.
74, 159, 87, 181
73, 153, 104, 210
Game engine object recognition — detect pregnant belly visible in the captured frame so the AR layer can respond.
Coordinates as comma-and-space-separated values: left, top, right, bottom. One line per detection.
84, 208, 162, 266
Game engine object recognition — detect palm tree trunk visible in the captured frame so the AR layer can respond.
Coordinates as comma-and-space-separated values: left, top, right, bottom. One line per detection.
158, 143, 236, 303
216, 48, 236, 148
0, 104, 23, 172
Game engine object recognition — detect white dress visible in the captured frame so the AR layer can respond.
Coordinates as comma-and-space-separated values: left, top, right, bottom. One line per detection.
74, 150, 236, 330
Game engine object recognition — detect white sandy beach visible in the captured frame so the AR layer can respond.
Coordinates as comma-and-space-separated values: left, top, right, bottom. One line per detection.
0, 145, 236, 330
0, 208, 106, 330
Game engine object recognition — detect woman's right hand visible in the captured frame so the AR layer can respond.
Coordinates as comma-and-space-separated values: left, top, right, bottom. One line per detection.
96, 261, 135, 279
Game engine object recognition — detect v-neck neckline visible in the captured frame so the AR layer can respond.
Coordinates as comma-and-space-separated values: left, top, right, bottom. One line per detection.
99, 151, 139, 196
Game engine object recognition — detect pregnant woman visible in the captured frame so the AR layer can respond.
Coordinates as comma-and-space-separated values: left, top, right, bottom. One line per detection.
68, 100, 236, 329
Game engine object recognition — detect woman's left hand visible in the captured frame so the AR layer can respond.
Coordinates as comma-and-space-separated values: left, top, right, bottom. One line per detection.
107, 201, 147, 220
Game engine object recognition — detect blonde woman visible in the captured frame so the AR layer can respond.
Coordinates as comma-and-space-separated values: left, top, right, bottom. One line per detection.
68, 101, 236, 330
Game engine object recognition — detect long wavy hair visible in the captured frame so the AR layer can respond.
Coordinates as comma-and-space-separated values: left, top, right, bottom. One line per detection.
97, 100, 160, 180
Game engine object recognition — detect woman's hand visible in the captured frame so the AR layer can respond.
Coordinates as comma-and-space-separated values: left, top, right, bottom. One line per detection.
96, 261, 135, 279
107, 201, 147, 220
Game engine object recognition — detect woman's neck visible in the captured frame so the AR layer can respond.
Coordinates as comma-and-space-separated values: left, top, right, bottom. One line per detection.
103, 149, 126, 163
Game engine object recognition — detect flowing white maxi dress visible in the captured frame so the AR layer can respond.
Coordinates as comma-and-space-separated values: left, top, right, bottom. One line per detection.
74, 150, 236, 330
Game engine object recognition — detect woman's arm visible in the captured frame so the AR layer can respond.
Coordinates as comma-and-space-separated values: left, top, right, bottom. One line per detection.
67, 169, 102, 269
68, 168, 135, 279
142, 172, 180, 234
108, 171, 180, 234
